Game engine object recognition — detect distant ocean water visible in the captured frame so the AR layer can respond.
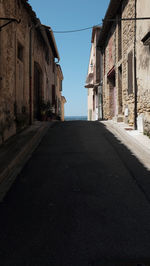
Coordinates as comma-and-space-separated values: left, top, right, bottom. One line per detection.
65, 116, 87, 121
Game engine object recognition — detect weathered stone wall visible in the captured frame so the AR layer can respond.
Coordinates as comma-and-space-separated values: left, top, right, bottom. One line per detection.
0, 0, 57, 143
0, 0, 17, 143
33, 29, 55, 103
105, 26, 116, 75
94, 28, 101, 85
137, 0, 150, 134
102, 0, 136, 124
122, 0, 135, 125
55, 65, 63, 117
15, 0, 31, 130
103, 23, 116, 120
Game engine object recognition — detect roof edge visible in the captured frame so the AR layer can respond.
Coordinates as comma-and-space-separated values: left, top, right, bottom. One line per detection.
98, 0, 123, 48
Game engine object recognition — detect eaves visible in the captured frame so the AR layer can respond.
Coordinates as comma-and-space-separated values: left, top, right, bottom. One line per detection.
21, 1, 60, 60
45, 27, 60, 60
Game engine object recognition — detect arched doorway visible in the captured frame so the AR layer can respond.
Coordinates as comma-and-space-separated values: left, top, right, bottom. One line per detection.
107, 67, 117, 119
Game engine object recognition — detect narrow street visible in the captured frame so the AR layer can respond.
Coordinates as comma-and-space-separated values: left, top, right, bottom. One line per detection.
0, 121, 150, 266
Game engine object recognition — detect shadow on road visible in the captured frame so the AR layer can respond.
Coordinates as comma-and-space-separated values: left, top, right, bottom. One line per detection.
97, 122, 150, 205
0, 121, 150, 266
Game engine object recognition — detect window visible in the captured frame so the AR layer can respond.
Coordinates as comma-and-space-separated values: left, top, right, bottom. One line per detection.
18, 43, 23, 61
128, 51, 133, 94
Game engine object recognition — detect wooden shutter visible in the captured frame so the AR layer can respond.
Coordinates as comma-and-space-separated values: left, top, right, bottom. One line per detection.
128, 51, 133, 94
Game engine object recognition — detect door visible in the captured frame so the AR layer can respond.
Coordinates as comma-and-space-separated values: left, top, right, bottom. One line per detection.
34, 62, 42, 120
108, 70, 116, 119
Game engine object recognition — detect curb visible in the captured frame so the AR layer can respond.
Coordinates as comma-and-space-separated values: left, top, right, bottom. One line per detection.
0, 121, 55, 202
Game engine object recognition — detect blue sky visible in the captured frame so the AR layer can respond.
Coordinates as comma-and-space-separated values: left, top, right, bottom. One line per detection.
28, 0, 110, 116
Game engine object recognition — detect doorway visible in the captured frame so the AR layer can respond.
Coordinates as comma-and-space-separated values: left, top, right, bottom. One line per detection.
107, 69, 116, 119
34, 62, 42, 120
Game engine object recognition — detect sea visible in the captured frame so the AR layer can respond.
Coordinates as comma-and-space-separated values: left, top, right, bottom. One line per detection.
65, 116, 87, 121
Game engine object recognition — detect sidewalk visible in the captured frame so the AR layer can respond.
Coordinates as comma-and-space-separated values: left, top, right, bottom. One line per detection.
101, 120, 150, 171
0, 121, 55, 201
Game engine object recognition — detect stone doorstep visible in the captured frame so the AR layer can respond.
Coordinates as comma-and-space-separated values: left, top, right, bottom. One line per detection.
0, 121, 53, 202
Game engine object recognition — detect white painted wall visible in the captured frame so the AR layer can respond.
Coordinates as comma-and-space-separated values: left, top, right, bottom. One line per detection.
87, 88, 93, 120
86, 32, 98, 121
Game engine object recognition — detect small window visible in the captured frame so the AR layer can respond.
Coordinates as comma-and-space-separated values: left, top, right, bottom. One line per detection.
18, 43, 23, 61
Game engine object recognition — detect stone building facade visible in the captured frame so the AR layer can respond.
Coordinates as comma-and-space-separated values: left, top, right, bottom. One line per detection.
0, 0, 64, 144
61, 96, 66, 122
55, 64, 64, 119
85, 26, 102, 121
98, 0, 150, 134
136, 0, 150, 134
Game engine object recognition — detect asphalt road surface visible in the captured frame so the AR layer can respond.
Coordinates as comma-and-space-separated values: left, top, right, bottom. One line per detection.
0, 121, 150, 266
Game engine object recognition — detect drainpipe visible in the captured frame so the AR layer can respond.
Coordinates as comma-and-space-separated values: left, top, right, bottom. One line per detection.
134, 0, 137, 129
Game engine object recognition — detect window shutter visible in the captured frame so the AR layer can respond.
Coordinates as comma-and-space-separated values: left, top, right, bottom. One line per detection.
128, 51, 133, 94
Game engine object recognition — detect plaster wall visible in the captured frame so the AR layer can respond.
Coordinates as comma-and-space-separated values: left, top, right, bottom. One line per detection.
86, 43, 94, 121
87, 88, 93, 121
86, 28, 101, 121
103, 24, 116, 120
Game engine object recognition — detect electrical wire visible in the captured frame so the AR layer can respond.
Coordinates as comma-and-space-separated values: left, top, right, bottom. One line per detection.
52, 23, 102, 33
52, 17, 150, 34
